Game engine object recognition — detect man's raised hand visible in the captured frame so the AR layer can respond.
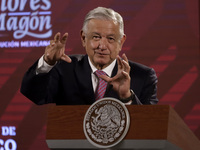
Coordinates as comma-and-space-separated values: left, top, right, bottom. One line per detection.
44, 32, 72, 65
100, 53, 132, 99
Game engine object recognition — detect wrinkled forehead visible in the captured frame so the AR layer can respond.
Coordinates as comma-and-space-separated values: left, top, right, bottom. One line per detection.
86, 19, 120, 33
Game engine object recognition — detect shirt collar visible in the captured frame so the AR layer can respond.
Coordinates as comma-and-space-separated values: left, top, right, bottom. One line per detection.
88, 57, 116, 77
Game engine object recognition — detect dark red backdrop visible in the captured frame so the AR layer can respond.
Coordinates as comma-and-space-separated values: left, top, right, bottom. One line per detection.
0, 0, 199, 149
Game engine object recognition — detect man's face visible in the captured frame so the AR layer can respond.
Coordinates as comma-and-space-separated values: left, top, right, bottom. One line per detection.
81, 19, 126, 69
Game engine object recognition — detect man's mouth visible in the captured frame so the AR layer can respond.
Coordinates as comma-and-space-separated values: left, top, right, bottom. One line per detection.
94, 50, 109, 55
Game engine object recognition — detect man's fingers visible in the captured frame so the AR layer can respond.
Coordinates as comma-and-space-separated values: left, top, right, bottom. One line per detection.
122, 71, 130, 79
100, 74, 121, 84
122, 59, 130, 73
61, 32, 68, 44
50, 40, 55, 47
53, 32, 68, 45
61, 54, 72, 63
50, 40, 54, 44
117, 55, 124, 70
54, 32, 60, 42
99, 75, 112, 82
122, 53, 128, 62
117, 54, 130, 73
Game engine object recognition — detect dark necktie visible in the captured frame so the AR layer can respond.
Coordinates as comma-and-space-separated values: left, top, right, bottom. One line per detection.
95, 70, 108, 100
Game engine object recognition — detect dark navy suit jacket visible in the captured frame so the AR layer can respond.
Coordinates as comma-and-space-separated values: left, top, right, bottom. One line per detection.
20, 55, 158, 105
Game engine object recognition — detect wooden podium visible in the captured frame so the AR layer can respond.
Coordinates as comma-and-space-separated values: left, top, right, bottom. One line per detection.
46, 105, 200, 150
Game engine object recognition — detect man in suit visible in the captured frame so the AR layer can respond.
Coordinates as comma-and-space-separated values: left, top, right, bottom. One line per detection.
20, 7, 158, 105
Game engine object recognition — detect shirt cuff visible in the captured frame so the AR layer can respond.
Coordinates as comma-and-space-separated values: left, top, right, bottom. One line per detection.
36, 55, 55, 74
124, 100, 133, 105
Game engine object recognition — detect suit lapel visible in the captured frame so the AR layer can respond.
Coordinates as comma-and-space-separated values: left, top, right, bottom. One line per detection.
111, 61, 118, 77
75, 55, 95, 104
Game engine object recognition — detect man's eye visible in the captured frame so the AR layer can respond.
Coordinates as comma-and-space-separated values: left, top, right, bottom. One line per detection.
108, 37, 115, 42
93, 36, 100, 40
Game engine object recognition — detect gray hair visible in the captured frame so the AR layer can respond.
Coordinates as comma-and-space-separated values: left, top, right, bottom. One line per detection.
82, 7, 124, 38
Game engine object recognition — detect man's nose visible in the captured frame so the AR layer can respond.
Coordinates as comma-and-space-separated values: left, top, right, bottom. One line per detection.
98, 38, 107, 50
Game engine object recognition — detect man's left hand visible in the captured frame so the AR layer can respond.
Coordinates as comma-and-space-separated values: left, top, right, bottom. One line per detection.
100, 53, 132, 99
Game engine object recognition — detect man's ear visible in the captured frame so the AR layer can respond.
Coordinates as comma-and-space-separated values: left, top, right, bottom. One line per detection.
80, 30, 86, 47
121, 34, 126, 46
119, 34, 126, 51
